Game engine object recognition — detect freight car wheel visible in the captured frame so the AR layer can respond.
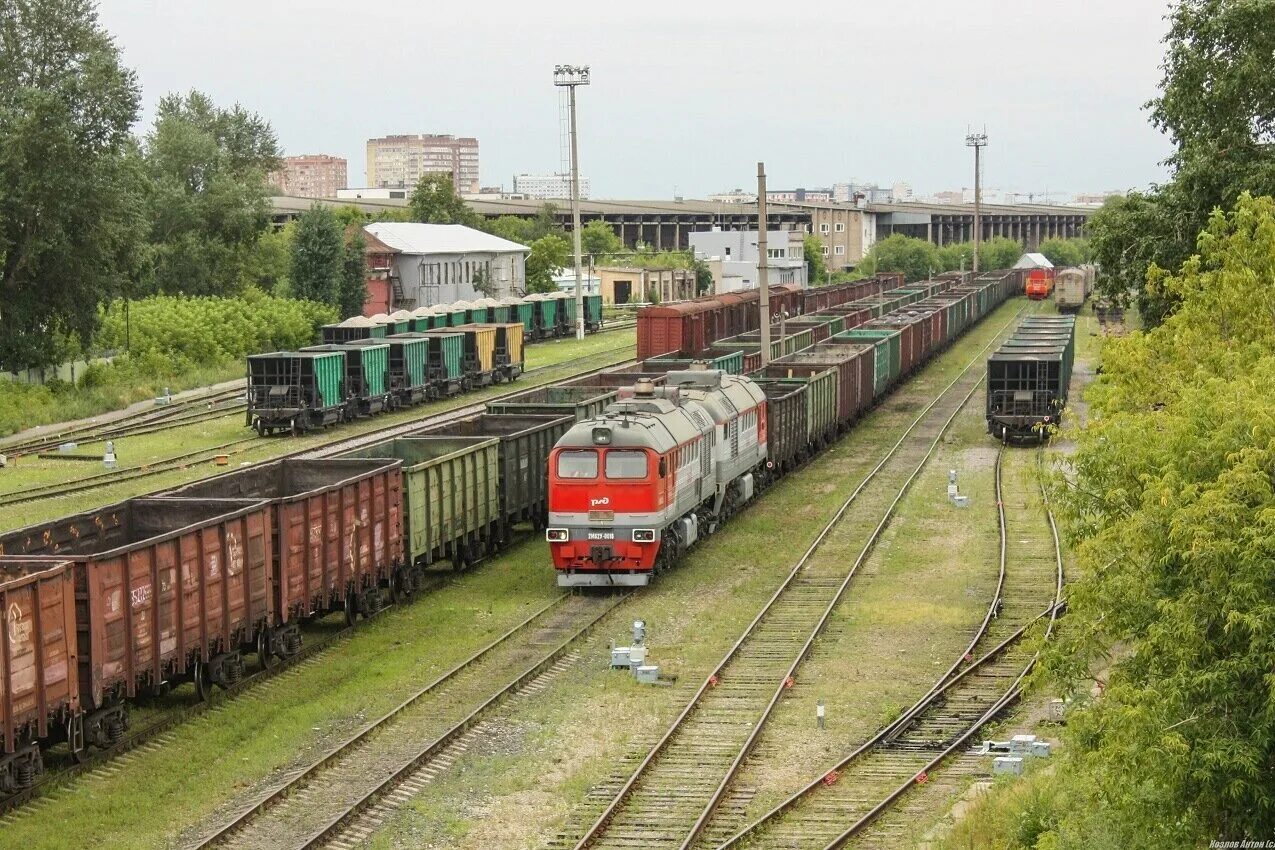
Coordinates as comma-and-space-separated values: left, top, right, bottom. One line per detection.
344, 593, 358, 627
194, 662, 213, 703
254, 419, 266, 437
257, 631, 278, 671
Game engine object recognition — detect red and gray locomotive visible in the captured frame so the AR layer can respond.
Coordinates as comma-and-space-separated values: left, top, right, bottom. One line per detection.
546, 368, 767, 586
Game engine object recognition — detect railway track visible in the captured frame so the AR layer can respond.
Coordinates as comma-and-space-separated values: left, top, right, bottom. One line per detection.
0, 343, 636, 510
0, 351, 638, 817
558, 306, 1031, 850
187, 591, 628, 850
706, 447, 1064, 850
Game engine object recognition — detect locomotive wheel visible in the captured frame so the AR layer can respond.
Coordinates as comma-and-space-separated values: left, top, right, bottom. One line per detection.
257, 630, 278, 672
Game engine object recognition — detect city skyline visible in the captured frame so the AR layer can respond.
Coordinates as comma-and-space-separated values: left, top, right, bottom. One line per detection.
97, 0, 1174, 199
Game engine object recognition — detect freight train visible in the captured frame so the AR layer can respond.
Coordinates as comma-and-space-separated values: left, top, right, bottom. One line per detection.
985, 315, 1077, 441
1053, 265, 1094, 312
0, 268, 1023, 791
547, 269, 1024, 586
247, 291, 604, 436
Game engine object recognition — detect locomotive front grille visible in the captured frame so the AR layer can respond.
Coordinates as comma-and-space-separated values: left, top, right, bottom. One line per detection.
588, 510, 615, 522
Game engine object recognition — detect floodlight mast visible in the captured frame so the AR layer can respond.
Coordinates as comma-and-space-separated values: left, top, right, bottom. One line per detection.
554, 64, 591, 340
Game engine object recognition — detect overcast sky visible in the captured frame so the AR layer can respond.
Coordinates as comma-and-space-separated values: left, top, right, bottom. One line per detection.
97, 0, 1175, 200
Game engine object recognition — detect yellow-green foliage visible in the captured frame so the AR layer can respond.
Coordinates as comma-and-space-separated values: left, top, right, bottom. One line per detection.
947, 194, 1275, 848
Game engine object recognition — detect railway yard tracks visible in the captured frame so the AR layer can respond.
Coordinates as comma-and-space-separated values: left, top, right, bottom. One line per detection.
706, 447, 1063, 849
558, 308, 1033, 850
188, 591, 627, 850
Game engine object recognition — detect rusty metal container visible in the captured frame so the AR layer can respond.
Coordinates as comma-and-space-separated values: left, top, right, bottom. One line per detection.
0, 497, 273, 718
160, 458, 405, 632
0, 559, 78, 790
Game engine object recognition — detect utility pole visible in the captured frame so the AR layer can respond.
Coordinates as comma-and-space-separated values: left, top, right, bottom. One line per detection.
757, 162, 770, 367
555, 64, 590, 340
966, 129, 988, 273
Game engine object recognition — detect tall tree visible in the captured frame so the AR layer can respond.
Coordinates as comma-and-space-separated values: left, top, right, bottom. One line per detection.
291, 205, 343, 307
0, 0, 143, 370
863, 234, 940, 282
1085, 0, 1275, 323
1045, 193, 1275, 843
240, 222, 294, 292
408, 173, 483, 227
339, 228, 369, 317
142, 90, 281, 297
1037, 236, 1089, 268
524, 234, 570, 293
580, 220, 623, 257
803, 234, 829, 284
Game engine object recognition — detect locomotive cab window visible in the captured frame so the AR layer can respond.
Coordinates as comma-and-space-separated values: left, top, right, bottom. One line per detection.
557, 450, 598, 479
605, 450, 648, 479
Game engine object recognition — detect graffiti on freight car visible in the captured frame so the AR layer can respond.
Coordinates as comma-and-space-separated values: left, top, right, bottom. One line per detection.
130, 583, 152, 609
7, 602, 31, 648
227, 531, 243, 576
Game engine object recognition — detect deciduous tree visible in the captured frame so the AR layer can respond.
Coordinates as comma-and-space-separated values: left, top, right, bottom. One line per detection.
580, 220, 623, 258
803, 234, 829, 284
143, 90, 281, 297
0, 0, 144, 370
408, 173, 483, 227
339, 228, 368, 317
524, 234, 570, 294
291, 205, 343, 307
863, 234, 940, 282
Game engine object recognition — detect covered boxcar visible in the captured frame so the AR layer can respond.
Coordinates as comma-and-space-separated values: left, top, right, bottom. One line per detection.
1054, 267, 1088, 312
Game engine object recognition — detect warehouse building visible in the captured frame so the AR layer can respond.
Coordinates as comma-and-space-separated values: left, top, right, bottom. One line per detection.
361, 222, 528, 311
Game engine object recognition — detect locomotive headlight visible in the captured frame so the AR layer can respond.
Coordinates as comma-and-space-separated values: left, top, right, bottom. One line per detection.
632, 529, 656, 543
546, 528, 569, 542
592, 427, 612, 445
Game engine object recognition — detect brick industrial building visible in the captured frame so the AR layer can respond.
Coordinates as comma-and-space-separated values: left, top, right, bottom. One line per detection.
366, 134, 480, 195
268, 154, 348, 198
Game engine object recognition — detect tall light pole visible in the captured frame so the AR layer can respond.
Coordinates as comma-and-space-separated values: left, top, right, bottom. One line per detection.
554, 64, 590, 340
966, 129, 988, 273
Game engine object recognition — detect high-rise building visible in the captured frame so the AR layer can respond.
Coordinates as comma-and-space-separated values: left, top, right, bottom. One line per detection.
513, 172, 590, 200
268, 154, 348, 198
366, 134, 480, 194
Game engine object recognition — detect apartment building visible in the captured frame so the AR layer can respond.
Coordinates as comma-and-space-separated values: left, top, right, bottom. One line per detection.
268, 154, 348, 198
513, 172, 591, 200
366, 134, 480, 194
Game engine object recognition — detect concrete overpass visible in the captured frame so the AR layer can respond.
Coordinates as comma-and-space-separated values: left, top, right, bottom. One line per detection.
271, 196, 1093, 256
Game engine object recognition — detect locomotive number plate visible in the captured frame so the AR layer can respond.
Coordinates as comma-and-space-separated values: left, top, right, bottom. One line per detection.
587, 531, 615, 541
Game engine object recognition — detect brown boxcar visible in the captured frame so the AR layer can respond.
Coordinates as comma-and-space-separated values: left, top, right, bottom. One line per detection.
766, 344, 867, 427
0, 559, 78, 790
0, 497, 273, 722
637, 300, 719, 359
160, 458, 404, 637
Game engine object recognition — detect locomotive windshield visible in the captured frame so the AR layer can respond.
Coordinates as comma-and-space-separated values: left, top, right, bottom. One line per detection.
605, 450, 648, 479
557, 450, 598, 479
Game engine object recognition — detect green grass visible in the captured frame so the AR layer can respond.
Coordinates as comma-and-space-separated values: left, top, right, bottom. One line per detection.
0, 328, 635, 528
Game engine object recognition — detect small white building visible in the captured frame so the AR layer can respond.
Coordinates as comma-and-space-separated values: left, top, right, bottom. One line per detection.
513, 172, 591, 200
363, 222, 529, 306
1013, 252, 1055, 270
689, 228, 808, 293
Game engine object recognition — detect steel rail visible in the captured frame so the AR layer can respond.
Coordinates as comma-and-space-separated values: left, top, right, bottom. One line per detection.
572, 303, 1030, 850
189, 591, 579, 849
712, 446, 1065, 850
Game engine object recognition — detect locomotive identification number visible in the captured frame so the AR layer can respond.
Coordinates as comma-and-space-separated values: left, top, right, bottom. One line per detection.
586, 531, 615, 541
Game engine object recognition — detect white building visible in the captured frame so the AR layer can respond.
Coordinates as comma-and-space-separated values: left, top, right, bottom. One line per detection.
689, 228, 808, 293
513, 172, 590, 200
363, 222, 528, 305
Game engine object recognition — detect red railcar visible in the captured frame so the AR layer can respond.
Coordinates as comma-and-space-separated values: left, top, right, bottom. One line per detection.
0, 560, 78, 792
637, 299, 721, 359
1025, 268, 1056, 300
0, 498, 273, 741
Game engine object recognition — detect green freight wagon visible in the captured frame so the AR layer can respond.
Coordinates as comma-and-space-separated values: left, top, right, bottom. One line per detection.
481, 299, 511, 324
320, 316, 388, 344
838, 329, 900, 390
414, 413, 573, 530
555, 292, 577, 336
384, 334, 433, 406
444, 302, 471, 327
486, 385, 618, 421
754, 366, 838, 447
584, 293, 603, 332
387, 310, 414, 335
525, 294, 558, 339
400, 331, 466, 395
341, 436, 501, 569
466, 301, 489, 323
503, 298, 534, 336
644, 349, 745, 375
303, 342, 392, 417
246, 350, 346, 435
